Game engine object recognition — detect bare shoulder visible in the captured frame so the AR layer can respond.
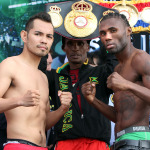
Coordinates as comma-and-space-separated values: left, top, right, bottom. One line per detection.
0, 56, 20, 97
131, 49, 150, 74
1, 56, 19, 65
0, 56, 19, 74
132, 49, 150, 62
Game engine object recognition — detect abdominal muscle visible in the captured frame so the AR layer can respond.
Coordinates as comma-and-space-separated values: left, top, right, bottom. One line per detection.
5, 104, 47, 147
114, 90, 149, 135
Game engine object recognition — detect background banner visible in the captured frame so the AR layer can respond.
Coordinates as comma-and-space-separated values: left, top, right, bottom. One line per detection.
90, 0, 150, 33
0, 0, 149, 69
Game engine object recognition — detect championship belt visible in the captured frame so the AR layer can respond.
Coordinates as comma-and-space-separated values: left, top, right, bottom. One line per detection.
112, 0, 139, 27
64, 0, 97, 38
48, 5, 63, 28
46, 0, 118, 40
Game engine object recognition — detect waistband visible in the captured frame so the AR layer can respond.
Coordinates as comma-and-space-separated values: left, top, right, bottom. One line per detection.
116, 126, 150, 138
5, 139, 41, 147
113, 140, 150, 150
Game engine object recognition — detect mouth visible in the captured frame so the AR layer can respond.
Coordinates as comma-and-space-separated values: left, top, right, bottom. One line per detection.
37, 45, 48, 51
106, 44, 115, 50
70, 54, 81, 59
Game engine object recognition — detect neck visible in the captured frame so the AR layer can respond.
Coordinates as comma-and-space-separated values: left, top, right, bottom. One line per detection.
20, 49, 41, 69
115, 43, 134, 64
69, 58, 87, 70
69, 63, 82, 70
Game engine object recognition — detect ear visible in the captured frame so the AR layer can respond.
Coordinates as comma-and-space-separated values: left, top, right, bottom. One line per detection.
86, 44, 90, 52
61, 45, 66, 52
127, 27, 132, 36
20, 30, 27, 43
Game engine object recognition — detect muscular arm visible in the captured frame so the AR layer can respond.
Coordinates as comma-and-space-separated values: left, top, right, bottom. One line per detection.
107, 51, 150, 105
46, 91, 72, 130
45, 104, 69, 130
0, 59, 40, 113
92, 97, 117, 122
82, 82, 117, 123
127, 83, 150, 105
128, 54, 150, 105
0, 59, 21, 112
128, 52, 150, 104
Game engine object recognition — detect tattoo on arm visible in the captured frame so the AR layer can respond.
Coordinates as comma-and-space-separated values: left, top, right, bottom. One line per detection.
144, 61, 150, 75
143, 61, 150, 82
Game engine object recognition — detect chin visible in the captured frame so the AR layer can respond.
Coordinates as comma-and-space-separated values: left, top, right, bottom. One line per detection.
107, 49, 117, 54
38, 52, 48, 57
72, 60, 81, 64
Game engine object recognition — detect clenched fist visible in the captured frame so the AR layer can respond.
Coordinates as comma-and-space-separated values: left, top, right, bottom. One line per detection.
58, 91, 72, 111
107, 72, 129, 92
19, 90, 40, 107
81, 82, 96, 104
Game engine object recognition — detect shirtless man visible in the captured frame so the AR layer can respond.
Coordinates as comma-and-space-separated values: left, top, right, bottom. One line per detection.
82, 12, 150, 150
0, 12, 72, 150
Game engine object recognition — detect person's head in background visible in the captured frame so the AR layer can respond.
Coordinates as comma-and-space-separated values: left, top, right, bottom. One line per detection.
61, 36, 90, 70
38, 49, 53, 72
47, 50, 53, 71
87, 45, 107, 67
21, 12, 54, 58
87, 52, 94, 65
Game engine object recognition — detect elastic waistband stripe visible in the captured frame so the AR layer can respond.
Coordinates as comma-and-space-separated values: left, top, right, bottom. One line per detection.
117, 126, 150, 138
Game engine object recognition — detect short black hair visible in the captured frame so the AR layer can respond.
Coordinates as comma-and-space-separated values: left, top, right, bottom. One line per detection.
61, 36, 91, 49
100, 12, 130, 27
25, 12, 53, 32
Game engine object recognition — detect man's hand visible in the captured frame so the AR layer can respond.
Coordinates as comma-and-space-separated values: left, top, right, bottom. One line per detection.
81, 82, 96, 104
19, 90, 40, 106
58, 91, 72, 111
107, 72, 129, 91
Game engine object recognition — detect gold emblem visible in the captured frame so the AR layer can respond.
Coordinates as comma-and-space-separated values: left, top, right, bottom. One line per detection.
48, 5, 63, 28
112, 0, 139, 27
103, 10, 115, 16
141, 7, 150, 24
99, 10, 115, 24
64, 0, 97, 38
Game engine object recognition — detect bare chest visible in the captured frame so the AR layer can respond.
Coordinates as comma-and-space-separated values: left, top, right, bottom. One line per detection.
114, 63, 144, 112
116, 62, 141, 82
7, 68, 49, 101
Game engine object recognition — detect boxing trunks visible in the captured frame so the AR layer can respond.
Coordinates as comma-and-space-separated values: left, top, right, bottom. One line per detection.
112, 126, 150, 150
55, 137, 110, 150
3, 139, 48, 150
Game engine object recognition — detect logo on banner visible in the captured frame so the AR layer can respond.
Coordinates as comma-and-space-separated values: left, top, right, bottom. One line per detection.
64, 0, 97, 37
48, 5, 63, 28
112, 1, 139, 27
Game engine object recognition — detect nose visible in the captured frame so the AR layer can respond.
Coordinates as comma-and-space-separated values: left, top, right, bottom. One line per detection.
41, 36, 47, 44
105, 32, 112, 41
72, 43, 79, 51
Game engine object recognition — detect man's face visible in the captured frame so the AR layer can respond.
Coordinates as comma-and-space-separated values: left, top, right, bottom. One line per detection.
24, 19, 54, 57
63, 39, 89, 65
47, 52, 53, 71
99, 18, 129, 54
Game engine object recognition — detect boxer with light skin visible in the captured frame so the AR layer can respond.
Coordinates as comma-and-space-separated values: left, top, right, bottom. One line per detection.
0, 12, 72, 150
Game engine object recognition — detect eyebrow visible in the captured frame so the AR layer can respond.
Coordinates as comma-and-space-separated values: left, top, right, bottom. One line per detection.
100, 26, 116, 32
108, 27, 116, 29
34, 31, 53, 36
